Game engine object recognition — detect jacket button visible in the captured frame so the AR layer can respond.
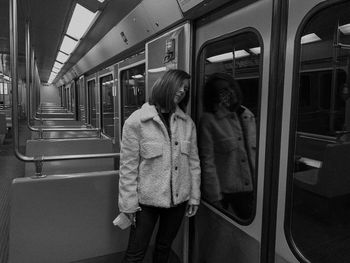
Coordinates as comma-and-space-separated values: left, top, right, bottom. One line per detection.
238, 137, 241, 141
175, 166, 178, 170
241, 159, 245, 163
175, 141, 178, 145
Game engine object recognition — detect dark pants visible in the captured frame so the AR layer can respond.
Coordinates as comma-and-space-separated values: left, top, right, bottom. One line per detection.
122, 203, 187, 263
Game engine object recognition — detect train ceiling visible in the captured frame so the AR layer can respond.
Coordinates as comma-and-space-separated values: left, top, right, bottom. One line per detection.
0, 0, 141, 83
0, 0, 257, 85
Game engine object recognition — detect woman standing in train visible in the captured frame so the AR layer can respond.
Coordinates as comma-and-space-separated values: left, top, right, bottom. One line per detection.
199, 73, 256, 220
118, 69, 201, 263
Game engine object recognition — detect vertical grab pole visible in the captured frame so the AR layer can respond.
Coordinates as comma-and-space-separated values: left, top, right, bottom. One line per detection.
9, 0, 19, 154
25, 19, 31, 125
31, 48, 34, 120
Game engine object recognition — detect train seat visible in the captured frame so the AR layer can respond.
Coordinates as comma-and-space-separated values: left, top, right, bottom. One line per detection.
294, 142, 350, 198
33, 119, 87, 127
36, 112, 75, 119
9, 170, 129, 263
0, 113, 6, 144
0, 109, 12, 128
25, 138, 115, 176
31, 130, 99, 140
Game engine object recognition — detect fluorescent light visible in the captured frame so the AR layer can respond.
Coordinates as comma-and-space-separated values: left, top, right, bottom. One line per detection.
3, 75, 10, 81
52, 68, 58, 74
66, 4, 97, 40
97, 0, 105, 2
48, 72, 56, 83
54, 62, 63, 69
56, 51, 69, 64
148, 67, 167, 73
339, 23, 350, 35
207, 50, 251, 62
60, 35, 78, 54
234, 50, 250, 58
53, 66, 61, 72
132, 74, 143, 79
207, 52, 233, 63
301, 33, 321, 44
249, 47, 261, 55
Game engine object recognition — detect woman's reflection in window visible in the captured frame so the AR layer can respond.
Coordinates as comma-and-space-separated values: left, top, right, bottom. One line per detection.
199, 73, 256, 220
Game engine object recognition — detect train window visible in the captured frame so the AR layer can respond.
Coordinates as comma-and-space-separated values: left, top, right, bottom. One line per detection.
120, 64, 145, 124
100, 74, 114, 138
197, 31, 261, 223
290, 2, 350, 263
87, 79, 97, 127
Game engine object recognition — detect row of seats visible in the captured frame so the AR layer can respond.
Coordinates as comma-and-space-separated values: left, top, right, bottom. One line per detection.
0, 113, 8, 144
10, 104, 124, 262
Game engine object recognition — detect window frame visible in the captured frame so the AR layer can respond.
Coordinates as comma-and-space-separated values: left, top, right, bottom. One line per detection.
284, 1, 350, 262
194, 27, 264, 226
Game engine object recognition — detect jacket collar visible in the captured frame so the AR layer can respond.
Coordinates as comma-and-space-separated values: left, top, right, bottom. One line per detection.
140, 102, 187, 122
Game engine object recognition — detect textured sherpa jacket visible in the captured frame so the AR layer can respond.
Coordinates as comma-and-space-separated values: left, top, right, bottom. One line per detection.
118, 102, 201, 213
199, 105, 256, 202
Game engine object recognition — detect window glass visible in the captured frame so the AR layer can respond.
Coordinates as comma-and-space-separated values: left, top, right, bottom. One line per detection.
100, 74, 114, 138
197, 31, 261, 222
120, 64, 145, 124
87, 79, 97, 127
291, 3, 350, 262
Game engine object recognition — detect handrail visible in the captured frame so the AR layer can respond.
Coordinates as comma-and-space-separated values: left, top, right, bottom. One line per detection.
10, 0, 119, 176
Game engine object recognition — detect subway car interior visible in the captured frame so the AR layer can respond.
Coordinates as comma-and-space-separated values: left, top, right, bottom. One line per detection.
1, 0, 350, 262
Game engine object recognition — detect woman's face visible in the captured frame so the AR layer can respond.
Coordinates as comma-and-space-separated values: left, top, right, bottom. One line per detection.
217, 80, 238, 110
174, 79, 190, 105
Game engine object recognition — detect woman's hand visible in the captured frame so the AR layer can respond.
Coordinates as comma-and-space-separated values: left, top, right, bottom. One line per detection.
186, 204, 199, 217
125, 212, 136, 226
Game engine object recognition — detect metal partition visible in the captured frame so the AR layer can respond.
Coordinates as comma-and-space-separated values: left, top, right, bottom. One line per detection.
9, 171, 128, 263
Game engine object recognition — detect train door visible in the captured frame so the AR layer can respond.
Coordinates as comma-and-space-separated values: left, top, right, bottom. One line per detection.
192, 1, 273, 262
71, 81, 75, 115
62, 85, 66, 108
113, 63, 120, 150
275, 1, 350, 263
118, 52, 145, 126
77, 76, 86, 123
87, 76, 97, 127
99, 67, 114, 138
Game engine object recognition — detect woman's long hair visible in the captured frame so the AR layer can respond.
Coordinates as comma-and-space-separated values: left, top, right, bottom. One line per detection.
149, 69, 190, 112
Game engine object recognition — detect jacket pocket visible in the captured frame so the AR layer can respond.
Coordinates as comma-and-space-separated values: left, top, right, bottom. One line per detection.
140, 142, 163, 159
214, 138, 237, 153
180, 141, 191, 156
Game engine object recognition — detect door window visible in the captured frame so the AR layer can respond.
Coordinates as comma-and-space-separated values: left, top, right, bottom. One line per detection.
197, 31, 262, 223
120, 64, 145, 124
289, 3, 350, 262
100, 74, 114, 137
